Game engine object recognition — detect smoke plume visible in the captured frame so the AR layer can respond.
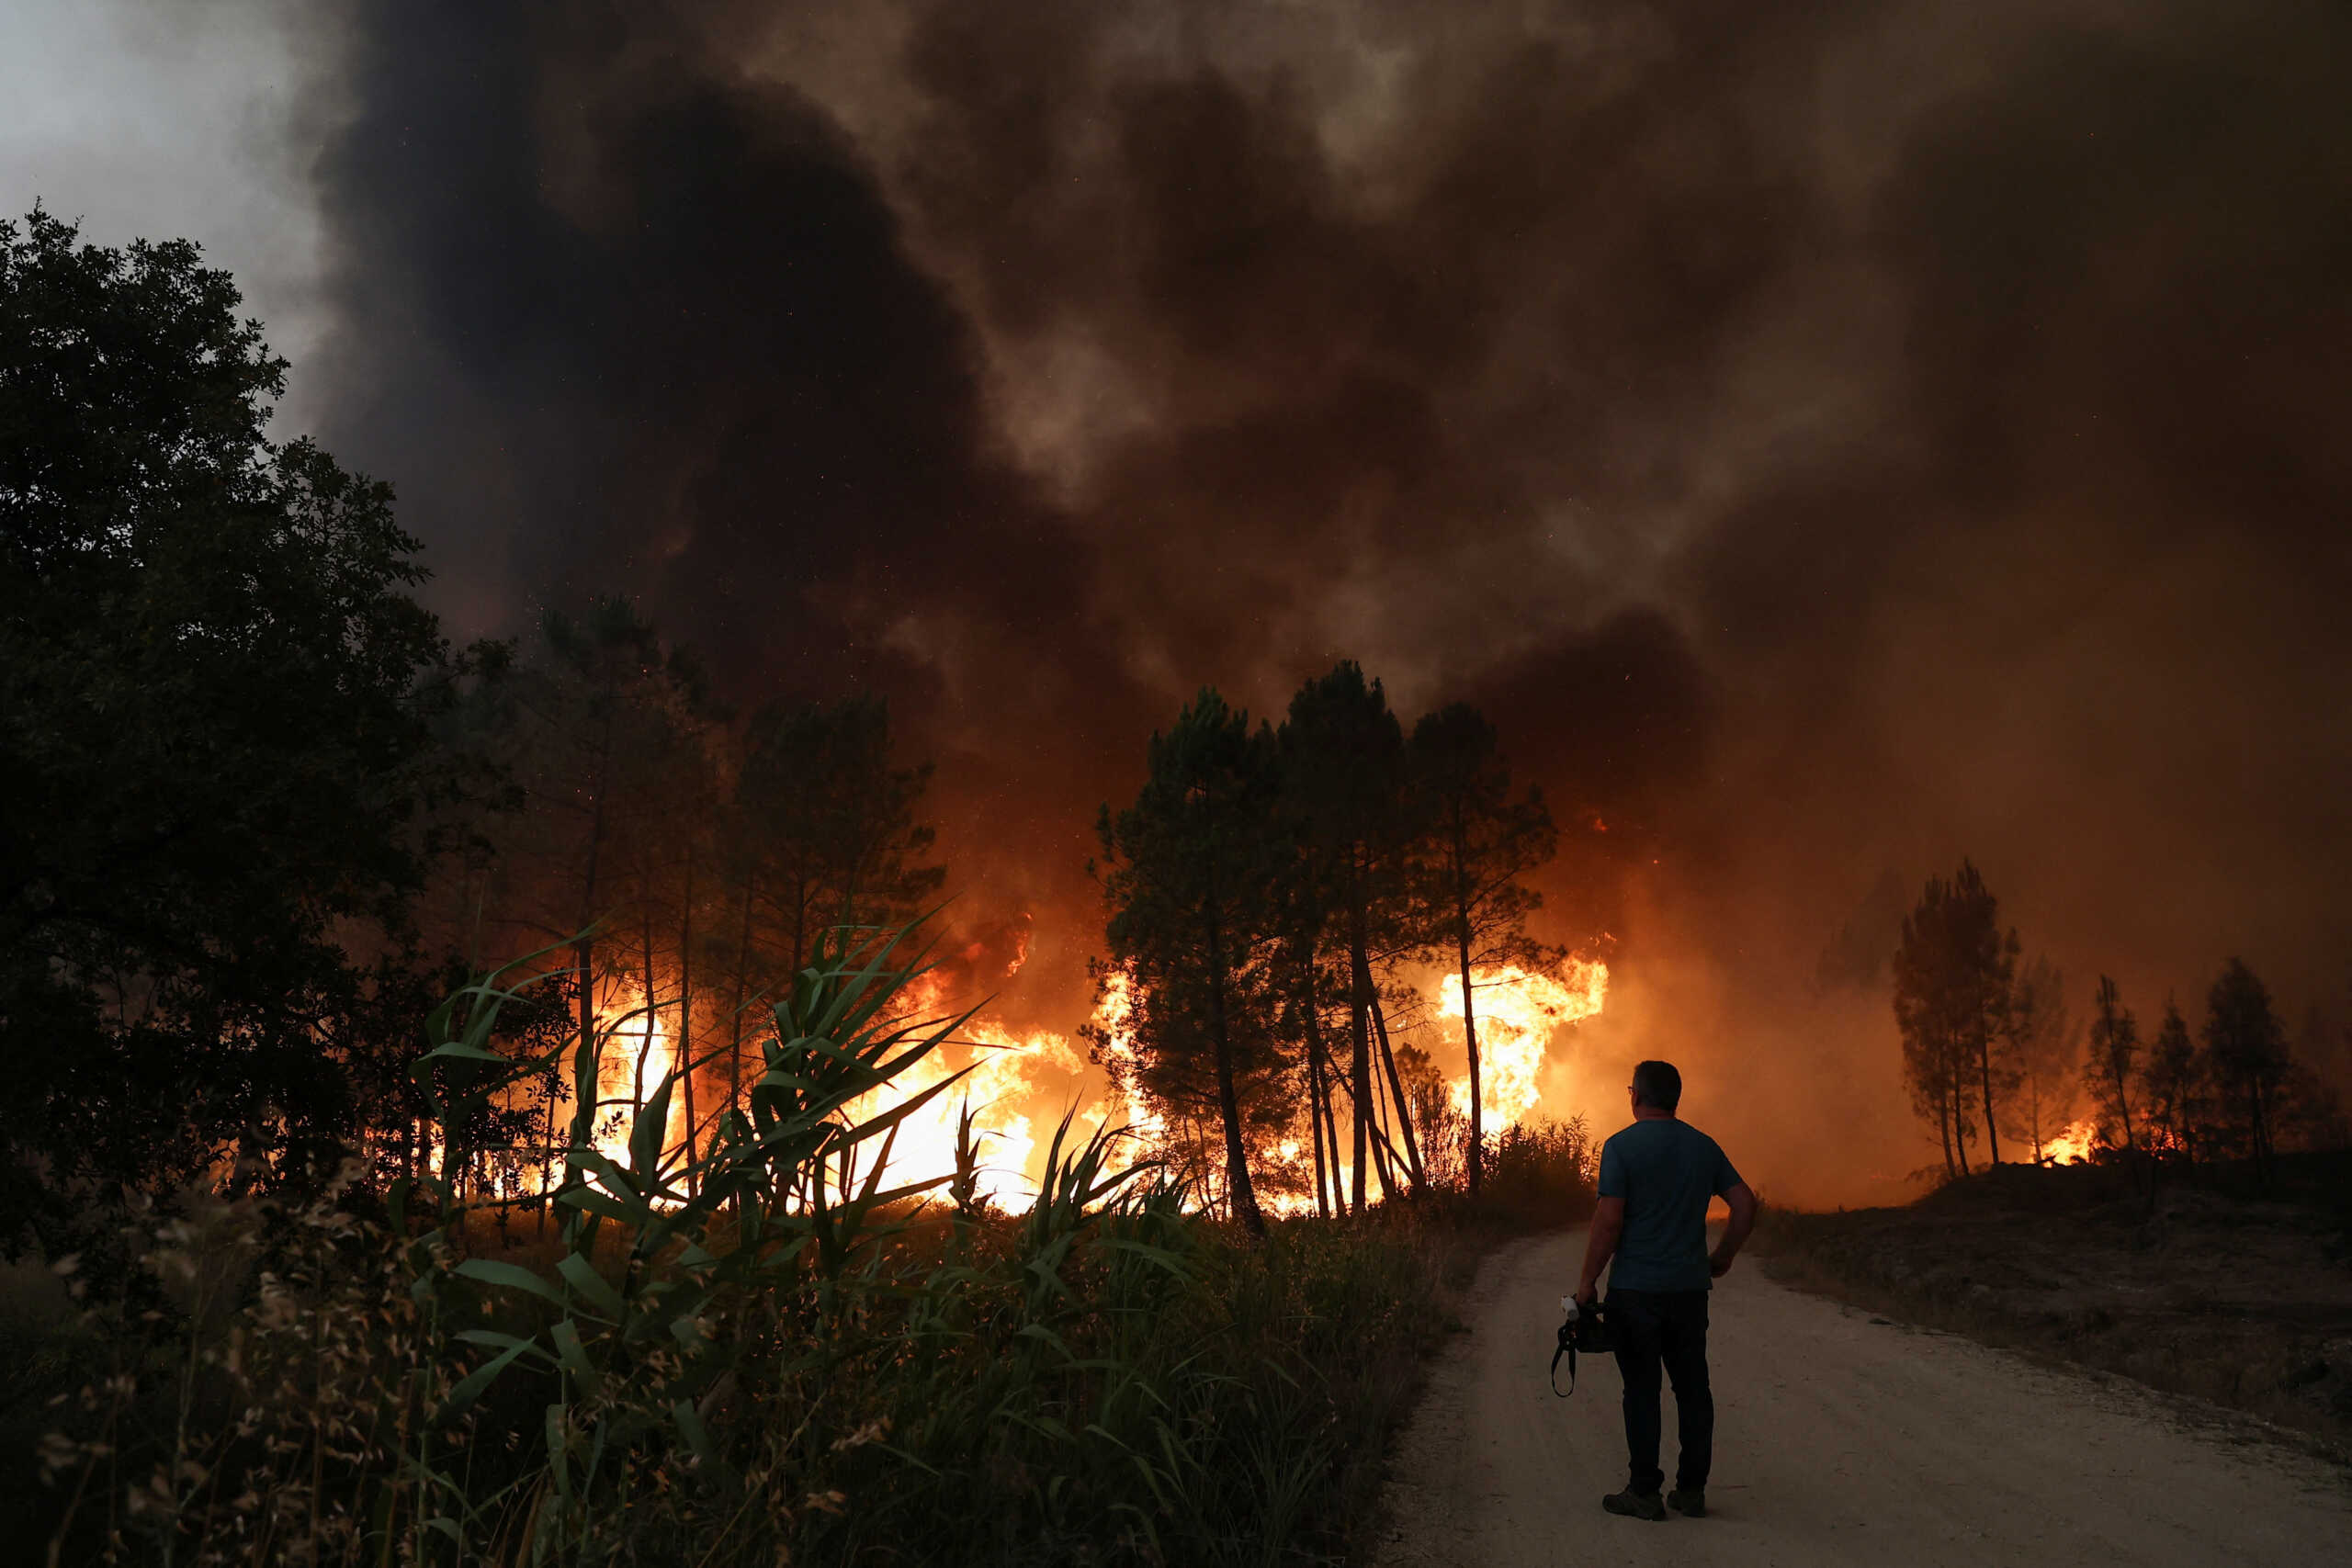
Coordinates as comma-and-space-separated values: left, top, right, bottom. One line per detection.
304, 0, 2352, 1201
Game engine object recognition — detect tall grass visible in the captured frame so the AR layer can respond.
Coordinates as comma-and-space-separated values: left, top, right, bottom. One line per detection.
25, 935, 1493, 1566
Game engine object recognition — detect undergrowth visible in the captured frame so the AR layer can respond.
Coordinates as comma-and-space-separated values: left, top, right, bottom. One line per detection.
11, 932, 1556, 1566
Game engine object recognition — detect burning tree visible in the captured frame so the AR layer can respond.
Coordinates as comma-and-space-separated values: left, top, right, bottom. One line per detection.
1408, 704, 1559, 1196
1277, 664, 1428, 1209
1092, 689, 1282, 1235
2001, 953, 2078, 1164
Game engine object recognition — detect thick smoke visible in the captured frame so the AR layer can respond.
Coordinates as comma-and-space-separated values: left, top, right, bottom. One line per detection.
307, 1, 2352, 1202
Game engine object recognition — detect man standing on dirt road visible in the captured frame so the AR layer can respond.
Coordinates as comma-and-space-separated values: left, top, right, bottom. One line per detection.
1572, 1058, 1758, 1523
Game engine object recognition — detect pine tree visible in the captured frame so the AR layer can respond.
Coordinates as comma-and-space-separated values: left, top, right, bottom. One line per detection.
1894, 862, 2017, 1176
1094, 690, 1280, 1235
1278, 664, 1426, 1206
2140, 999, 2204, 1167
2003, 954, 2077, 1163
1408, 704, 1558, 1194
2084, 976, 2140, 1158
2204, 957, 2289, 1183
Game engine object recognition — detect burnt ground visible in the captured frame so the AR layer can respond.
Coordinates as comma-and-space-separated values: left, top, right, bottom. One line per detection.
1754, 1151, 2352, 1459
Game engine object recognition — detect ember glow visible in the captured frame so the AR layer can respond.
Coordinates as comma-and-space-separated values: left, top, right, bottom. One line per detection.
1438, 962, 1610, 1129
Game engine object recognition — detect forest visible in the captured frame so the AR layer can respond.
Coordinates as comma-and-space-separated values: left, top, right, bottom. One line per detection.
3, 209, 1600, 1566
0, 201, 1598, 1239
14, 172, 2349, 1565
1889, 860, 2344, 1183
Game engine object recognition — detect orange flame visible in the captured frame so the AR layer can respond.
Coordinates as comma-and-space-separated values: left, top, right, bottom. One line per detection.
2041, 1120, 2097, 1164
1436, 961, 1609, 1128
835, 1018, 1095, 1213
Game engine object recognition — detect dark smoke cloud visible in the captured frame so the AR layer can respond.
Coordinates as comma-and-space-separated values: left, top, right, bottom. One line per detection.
306, 0, 2352, 1199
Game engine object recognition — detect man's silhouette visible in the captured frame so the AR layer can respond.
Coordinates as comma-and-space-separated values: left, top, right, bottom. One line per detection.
1573, 1058, 1758, 1521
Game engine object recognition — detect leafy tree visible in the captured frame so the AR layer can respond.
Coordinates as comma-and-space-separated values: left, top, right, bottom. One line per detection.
2140, 998, 2205, 1166
2002, 954, 2077, 1163
1094, 690, 1279, 1234
0, 209, 458, 1232
1408, 703, 1558, 1193
2084, 976, 2140, 1158
1893, 862, 2017, 1176
2203, 956, 2290, 1182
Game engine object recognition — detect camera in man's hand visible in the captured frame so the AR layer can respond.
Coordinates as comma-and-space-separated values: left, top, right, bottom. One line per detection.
1561, 1295, 1618, 1356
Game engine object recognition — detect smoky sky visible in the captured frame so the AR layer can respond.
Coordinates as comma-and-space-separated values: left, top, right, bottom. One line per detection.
288, 0, 2352, 1192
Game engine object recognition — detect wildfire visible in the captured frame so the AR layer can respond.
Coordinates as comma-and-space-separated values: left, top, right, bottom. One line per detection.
1087, 969, 1164, 1143
2041, 1120, 2097, 1164
588, 985, 686, 1172
1436, 961, 1609, 1129
836, 1018, 1094, 1212
533, 952, 1609, 1221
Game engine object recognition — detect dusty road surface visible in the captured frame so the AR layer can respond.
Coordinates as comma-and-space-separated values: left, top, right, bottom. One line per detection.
1376, 1231, 2352, 1567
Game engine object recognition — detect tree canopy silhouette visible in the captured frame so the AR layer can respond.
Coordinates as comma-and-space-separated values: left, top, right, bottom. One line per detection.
1092, 689, 1280, 1234
0, 210, 460, 1233
1893, 861, 2018, 1177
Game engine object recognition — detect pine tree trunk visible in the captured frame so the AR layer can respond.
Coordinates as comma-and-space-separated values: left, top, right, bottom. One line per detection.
1349, 904, 1373, 1212
1307, 1006, 1347, 1217
1457, 915, 1482, 1195
639, 895, 660, 1155
679, 846, 697, 1198
729, 874, 753, 1120
1367, 982, 1423, 1190
1317, 1043, 1336, 1222
1977, 1022, 2001, 1167
562, 668, 620, 1199
2113, 1056, 2135, 1156
1300, 953, 1335, 1217
1367, 1057, 1399, 1195
1937, 1082, 1957, 1179
1205, 890, 1265, 1235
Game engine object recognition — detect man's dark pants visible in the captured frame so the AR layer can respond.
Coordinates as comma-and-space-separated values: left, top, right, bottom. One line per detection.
1608, 1287, 1713, 1495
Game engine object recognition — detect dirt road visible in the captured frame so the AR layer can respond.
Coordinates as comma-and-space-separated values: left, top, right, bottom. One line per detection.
1375, 1231, 2352, 1566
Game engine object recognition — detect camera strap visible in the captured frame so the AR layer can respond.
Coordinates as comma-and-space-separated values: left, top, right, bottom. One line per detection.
1551, 1316, 1577, 1398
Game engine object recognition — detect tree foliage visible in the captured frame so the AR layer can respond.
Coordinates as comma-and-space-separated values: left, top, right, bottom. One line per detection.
1408, 702, 1557, 1192
1092, 690, 1280, 1233
2084, 975, 2141, 1158
2203, 957, 2290, 1180
1093, 667, 1581, 1224
1, 209, 461, 1232
1893, 861, 2017, 1177
2001, 953, 2077, 1163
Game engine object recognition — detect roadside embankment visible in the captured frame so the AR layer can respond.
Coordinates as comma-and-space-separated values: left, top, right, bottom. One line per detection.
1753, 1153, 2352, 1458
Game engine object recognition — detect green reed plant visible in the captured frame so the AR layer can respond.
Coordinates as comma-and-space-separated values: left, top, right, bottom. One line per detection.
34, 923, 1479, 1566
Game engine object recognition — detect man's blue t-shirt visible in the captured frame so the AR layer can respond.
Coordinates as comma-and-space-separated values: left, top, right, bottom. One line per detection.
1597, 1118, 1742, 1293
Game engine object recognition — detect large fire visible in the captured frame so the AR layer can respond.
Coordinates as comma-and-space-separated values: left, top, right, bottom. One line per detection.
593, 986, 684, 1169
556, 953, 1609, 1215
1437, 961, 1610, 1129
2040, 1120, 2097, 1164
835, 1018, 1096, 1212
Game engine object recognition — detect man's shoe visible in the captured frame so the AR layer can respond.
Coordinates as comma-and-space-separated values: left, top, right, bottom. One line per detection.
1601, 1488, 1667, 1521
1667, 1486, 1706, 1517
